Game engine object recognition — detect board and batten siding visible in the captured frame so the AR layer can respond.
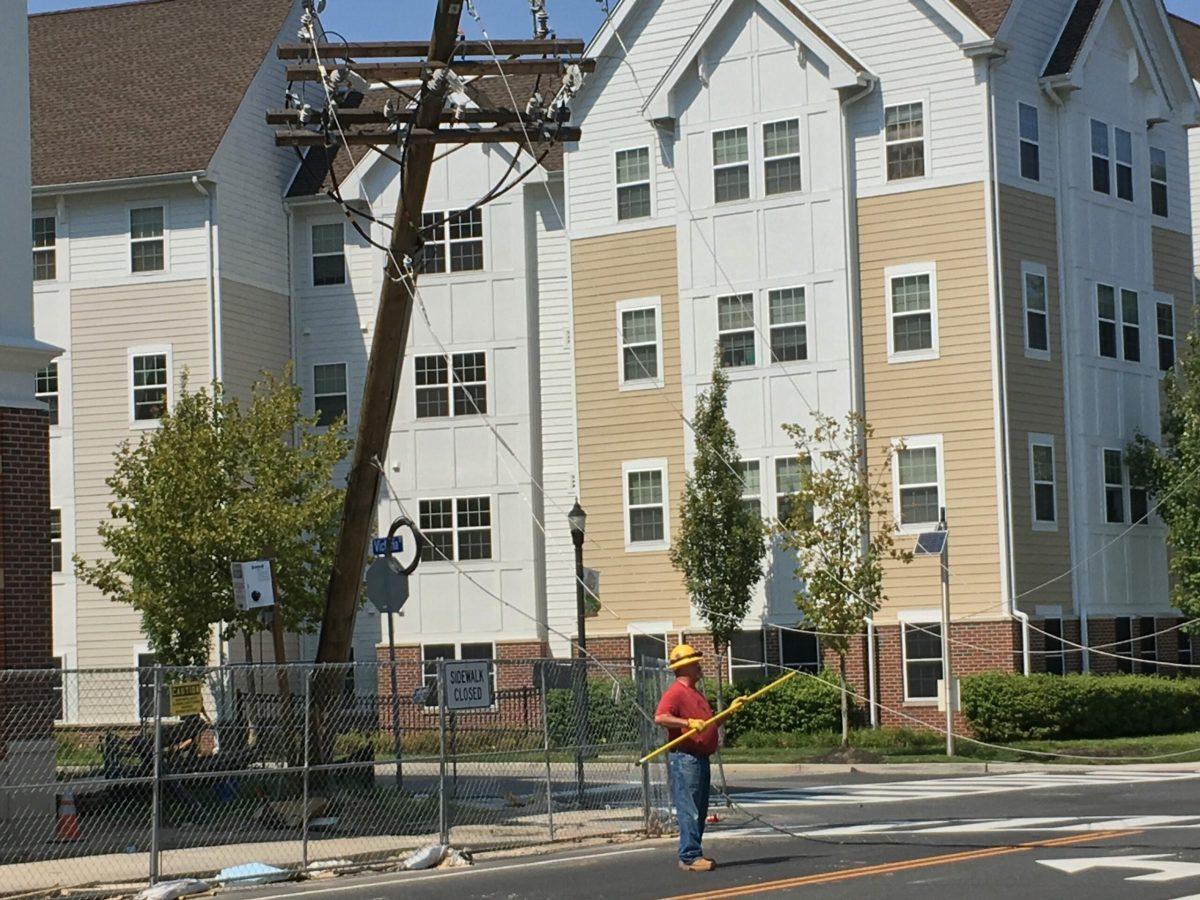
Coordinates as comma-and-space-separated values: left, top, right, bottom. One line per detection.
219, 279, 291, 402
858, 183, 1002, 622
571, 226, 688, 632
999, 185, 1072, 611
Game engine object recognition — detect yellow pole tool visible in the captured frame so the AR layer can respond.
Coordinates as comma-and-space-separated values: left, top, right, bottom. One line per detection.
637, 669, 798, 765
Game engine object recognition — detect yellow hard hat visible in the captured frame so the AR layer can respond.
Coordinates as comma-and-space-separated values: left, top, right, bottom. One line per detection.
668, 643, 703, 671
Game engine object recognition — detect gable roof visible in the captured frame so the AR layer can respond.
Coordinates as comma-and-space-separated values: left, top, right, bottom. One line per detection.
1043, 0, 1105, 77
1169, 12, 1200, 80
30, 0, 295, 188
947, 0, 1013, 36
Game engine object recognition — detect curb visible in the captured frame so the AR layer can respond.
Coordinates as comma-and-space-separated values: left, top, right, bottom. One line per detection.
733, 761, 1200, 776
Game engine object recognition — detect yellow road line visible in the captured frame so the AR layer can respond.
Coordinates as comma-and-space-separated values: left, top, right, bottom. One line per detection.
661, 828, 1141, 899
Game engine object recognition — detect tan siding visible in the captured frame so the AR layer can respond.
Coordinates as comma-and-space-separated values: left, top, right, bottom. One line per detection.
220, 278, 291, 401
999, 185, 1072, 609
859, 183, 1003, 623
571, 227, 689, 632
1152, 226, 1195, 338
70, 279, 212, 668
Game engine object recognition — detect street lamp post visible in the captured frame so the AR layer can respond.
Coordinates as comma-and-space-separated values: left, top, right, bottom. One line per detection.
568, 500, 588, 807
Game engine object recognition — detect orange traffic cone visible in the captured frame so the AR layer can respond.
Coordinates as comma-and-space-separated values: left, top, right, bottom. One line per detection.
55, 787, 80, 842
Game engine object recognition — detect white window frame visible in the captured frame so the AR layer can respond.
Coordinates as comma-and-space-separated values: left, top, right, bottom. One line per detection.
761, 118, 802, 196
1150, 146, 1168, 218
614, 145, 653, 222
712, 126, 751, 204
417, 495, 494, 563
767, 285, 808, 364
774, 454, 811, 525
892, 434, 944, 534
50, 507, 63, 574
1096, 282, 1119, 360
1090, 119, 1111, 195
1102, 447, 1125, 525
312, 361, 349, 427
1028, 433, 1057, 532
32, 212, 57, 283
1114, 126, 1133, 202
729, 628, 767, 680
717, 292, 757, 368
622, 458, 670, 552
1021, 262, 1050, 360
1017, 101, 1040, 183
898, 609, 944, 703
777, 627, 821, 673
420, 641, 497, 709
883, 99, 928, 182
738, 458, 762, 518
629, 627, 671, 667
413, 350, 491, 418
616, 296, 664, 390
1120, 288, 1141, 364
418, 208, 486, 274
885, 262, 939, 363
127, 345, 172, 429
36, 359, 60, 429
1137, 616, 1158, 673
1156, 297, 1176, 375
310, 219, 347, 287
126, 201, 168, 276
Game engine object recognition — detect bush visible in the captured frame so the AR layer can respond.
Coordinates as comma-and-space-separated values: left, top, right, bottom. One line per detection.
961, 672, 1200, 742
716, 671, 843, 744
546, 678, 642, 749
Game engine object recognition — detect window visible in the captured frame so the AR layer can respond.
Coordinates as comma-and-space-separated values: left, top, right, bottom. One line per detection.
131, 353, 168, 422
779, 628, 820, 673
616, 147, 652, 220
419, 209, 484, 273
49, 656, 65, 721
713, 127, 750, 203
888, 269, 936, 360
1023, 267, 1049, 356
1179, 629, 1192, 668
461, 641, 497, 697
768, 287, 807, 363
738, 460, 761, 518
130, 206, 165, 273
418, 497, 492, 562
897, 442, 941, 528
631, 633, 668, 667
1120, 289, 1140, 363
1114, 127, 1133, 202
717, 294, 755, 368
775, 456, 811, 525
313, 363, 347, 427
50, 509, 62, 573
626, 466, 666, 546
414, 353, 488, 417
1018, 102, 1040, 181
1130, 477, 1149, 526
1097, 284, 1118, 359
903, 623, 943, 700
885, 102, 926, 180
1044, 619, 1064, 676
343, 648, 356, 697
1031, 440, 1056, 527
422, 644, 455, 691
311, 223, 345, 286
1114, 617, 1133, 674
1157, 302, 1176, 373
36, 362, 58, 427
136, 653, 161, 720
763, 119, 801, 195
421, 643, 495, 702
1150, 147, 1168, 217
1090, 120, 1110, 194
1103, 448, 1125, 524
32, 215, 55, 281
619, 302, 661, 386
1138, 617, 1157, 674
730, 629, 766, 680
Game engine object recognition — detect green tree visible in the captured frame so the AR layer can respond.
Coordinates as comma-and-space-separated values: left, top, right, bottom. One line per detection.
778, 413, 912, 747
76, 368, 351, 667
1128, 332, 1200, 623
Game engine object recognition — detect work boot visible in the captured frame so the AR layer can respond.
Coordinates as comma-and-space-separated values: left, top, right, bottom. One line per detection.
679, 858, 716, 872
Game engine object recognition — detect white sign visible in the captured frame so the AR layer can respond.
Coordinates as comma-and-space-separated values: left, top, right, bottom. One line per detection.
1038, 854, 1200, 883
231, 560, 275, 611
443, 660, 493, 711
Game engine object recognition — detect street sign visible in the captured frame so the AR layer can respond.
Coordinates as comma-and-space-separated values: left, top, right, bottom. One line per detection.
365, 556, 409, 615
168, 682, 204, 716
371, 536, 404, 556
443, 660, 493, 711
231, 560, 275, 611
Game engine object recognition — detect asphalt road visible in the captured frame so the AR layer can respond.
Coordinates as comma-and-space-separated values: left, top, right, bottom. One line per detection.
231, 768, 1200, 899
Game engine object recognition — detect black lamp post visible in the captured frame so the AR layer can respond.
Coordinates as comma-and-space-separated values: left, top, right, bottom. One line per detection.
567, 499, 588, 806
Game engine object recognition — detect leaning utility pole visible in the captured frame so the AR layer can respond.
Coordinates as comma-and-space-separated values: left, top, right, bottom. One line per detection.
271, 2, 591, 674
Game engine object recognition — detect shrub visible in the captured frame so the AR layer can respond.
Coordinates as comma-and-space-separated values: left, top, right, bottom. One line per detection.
546, 678, 642, 749
716, 671, 843, 744
961, 672, 1200, 742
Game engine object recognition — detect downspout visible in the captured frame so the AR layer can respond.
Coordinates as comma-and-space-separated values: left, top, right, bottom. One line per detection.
1042, 80, 1087, 671
840, 74, 879, 724
192, 176, 223, 384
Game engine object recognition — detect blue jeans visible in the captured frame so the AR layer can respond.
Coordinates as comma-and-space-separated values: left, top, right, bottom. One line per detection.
668, 751, 711, 863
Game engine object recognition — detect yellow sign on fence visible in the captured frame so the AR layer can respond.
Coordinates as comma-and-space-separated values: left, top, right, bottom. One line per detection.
168, 682, 204, 717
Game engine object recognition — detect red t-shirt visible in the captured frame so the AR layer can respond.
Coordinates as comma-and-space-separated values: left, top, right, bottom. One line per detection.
655, 679, 718, 757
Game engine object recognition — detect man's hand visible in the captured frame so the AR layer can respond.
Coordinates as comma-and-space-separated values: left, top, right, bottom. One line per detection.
728, 695, 748, 712
687, 718, 707, 732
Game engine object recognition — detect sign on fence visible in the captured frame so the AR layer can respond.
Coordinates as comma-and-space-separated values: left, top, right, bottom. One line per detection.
168, 681, 204, 716
443, 660, 493, 710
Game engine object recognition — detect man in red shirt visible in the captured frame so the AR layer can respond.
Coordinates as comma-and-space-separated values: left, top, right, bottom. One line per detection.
654, 643, 743, 872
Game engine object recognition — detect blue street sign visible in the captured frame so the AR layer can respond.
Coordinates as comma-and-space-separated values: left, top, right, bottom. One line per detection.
371, 536, 404, 556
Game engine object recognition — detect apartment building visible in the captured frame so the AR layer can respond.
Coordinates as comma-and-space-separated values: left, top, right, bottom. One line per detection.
559, 0, 1198, 724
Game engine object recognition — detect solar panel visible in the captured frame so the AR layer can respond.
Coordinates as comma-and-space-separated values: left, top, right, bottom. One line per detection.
914, 531, 948, 556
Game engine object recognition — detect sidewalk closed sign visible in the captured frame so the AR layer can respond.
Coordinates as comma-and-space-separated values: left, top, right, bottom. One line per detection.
169, 682, 204, 716
443, 660, 493, 711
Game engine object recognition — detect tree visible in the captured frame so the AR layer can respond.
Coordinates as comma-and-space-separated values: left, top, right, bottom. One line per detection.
1128, 332, 1200, 624
778, 413, 912, 747
76, 368, 351, 667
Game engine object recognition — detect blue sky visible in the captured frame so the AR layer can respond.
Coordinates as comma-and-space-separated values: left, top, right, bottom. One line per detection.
29, 0, 1197, 39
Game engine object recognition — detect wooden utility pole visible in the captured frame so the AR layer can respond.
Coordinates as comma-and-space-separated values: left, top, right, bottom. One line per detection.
272, 2, 591, 676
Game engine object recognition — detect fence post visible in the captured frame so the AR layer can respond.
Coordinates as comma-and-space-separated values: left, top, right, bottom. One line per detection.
302, 669, 311, 872
149, 665, 163, 885
437, 658, 449, 847
539, 662, 554, 841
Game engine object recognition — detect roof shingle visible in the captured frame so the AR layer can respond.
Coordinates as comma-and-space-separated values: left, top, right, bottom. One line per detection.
1169, 13, 1200, 81
947, 0, 1013, 37
1043, 0, 1104, 77
30, 0, 295, 188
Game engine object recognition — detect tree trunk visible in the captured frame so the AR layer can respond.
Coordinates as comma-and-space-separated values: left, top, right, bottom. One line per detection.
713, 645, 731, 808
839, 653, 850, 749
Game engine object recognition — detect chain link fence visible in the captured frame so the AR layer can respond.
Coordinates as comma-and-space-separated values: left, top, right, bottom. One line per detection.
0, 659, 672, 896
